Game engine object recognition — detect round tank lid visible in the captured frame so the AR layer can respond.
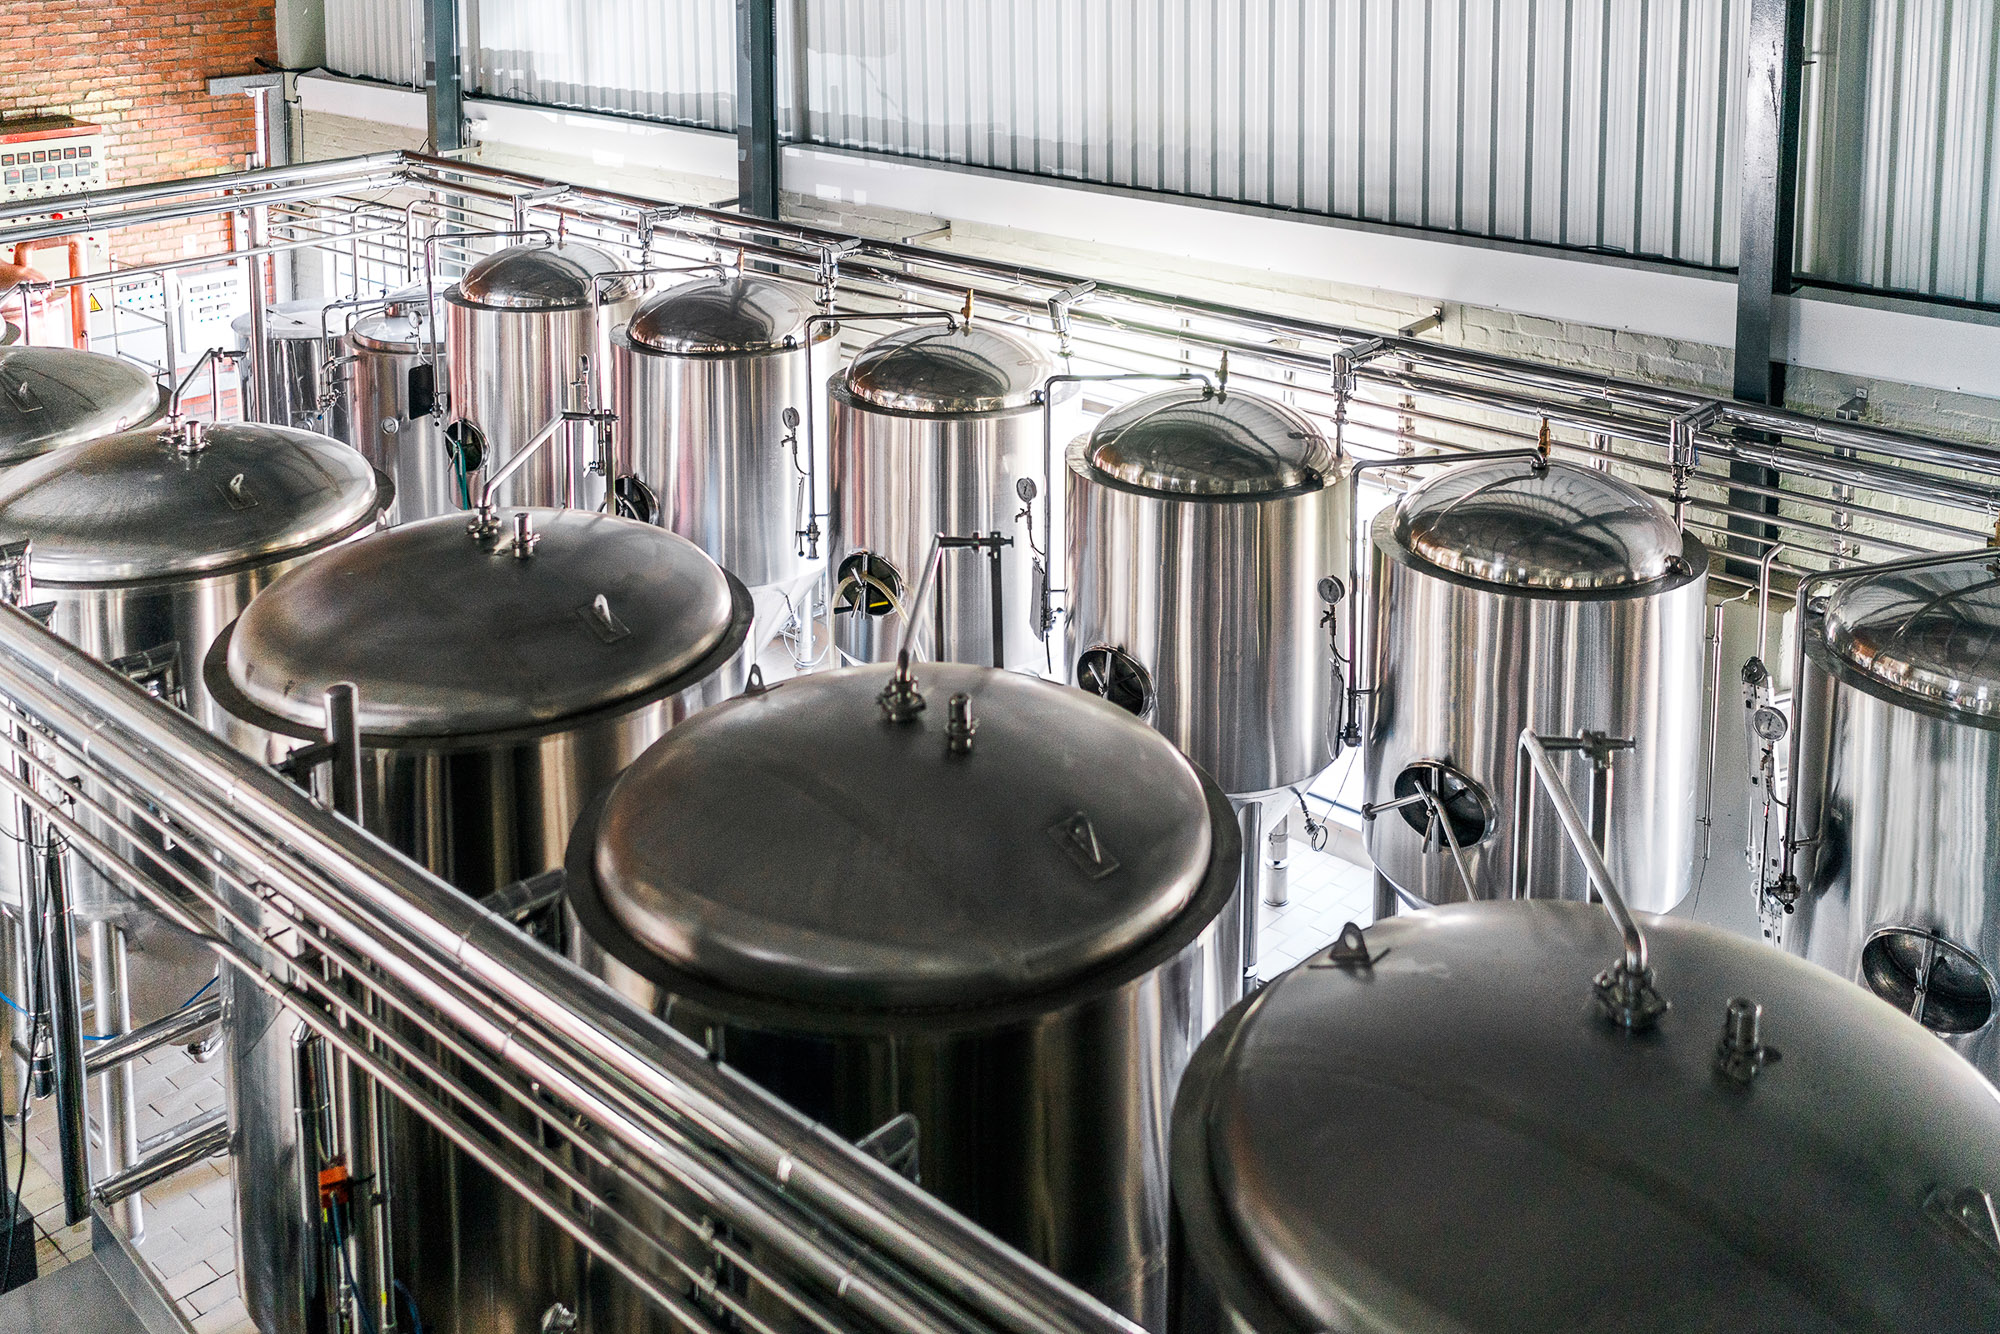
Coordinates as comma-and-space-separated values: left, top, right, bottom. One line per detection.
230, 300, 341, 344
586, 664, 1215, 1011
625, 274, 817, 355
1083, 388, 1335, 495
0, 345, 161, 464
453, 243, 638, 311
1393, 457, 1686, 589
1184, 902, 2000, 1332
226, 510, 739, 739
1820, 554, 2000, 720
349, 289, 443, 353
0, 419, 379, 583
844, 322, 1053, 413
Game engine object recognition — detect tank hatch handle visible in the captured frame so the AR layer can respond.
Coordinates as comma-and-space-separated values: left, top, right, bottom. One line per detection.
1926, 1187, 2000, 1273
0, 364, 40, 414
577, 593, 628, 644
1049, 812, 1120, 881
856, 1112, 920, 1184
1313, 922, 1385, 970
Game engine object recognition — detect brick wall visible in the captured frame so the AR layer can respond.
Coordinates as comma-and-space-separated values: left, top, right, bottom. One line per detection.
0, 0, 275, 265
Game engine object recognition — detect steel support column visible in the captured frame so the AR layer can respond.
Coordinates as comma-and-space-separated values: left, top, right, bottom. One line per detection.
1730, 0, 1808, 570
737, 0, 781, 219
426, 0, 465, 155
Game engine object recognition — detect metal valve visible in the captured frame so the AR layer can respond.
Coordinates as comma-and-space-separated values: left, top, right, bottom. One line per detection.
945, 693, 976, 755
1714, 996, 1780, 1086
877, 651, 926, 723
510, 511, 540, 558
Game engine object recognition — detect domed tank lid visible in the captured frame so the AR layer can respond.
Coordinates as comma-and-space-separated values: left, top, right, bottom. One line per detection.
452, 243, 638, 311
231, 300, 343, 345
1393, 457, 1687, 590
224, 510, 743, 741
349, 290, 443, 354
625, 274, 817, 355
584, 663, 1215, 1011
1820, 554, 2000, 721
1176, 901, 2000, 1333
844, 322, 1052, 414
0, 346, 161, 464
0, 419, 379, 584
1083, 388, 1334, 496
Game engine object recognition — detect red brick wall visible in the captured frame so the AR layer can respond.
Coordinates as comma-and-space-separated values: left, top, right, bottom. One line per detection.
0, 0, 277, 265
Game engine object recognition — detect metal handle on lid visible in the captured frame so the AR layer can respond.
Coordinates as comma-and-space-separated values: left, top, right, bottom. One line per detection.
1514, 729, 1665, 1032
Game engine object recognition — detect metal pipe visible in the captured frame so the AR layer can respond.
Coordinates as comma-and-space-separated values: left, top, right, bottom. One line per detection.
1756, 543, 1788, 664
0, 154, 405, 225
41, 838, 89, 1226
0, 173, 404, 249
92, 1107, 229, 1207
89, 920, 141, 1238
1514, 732, 1645, 977
1235, 797, 1264, 992
322, 683, 362, 821
84, 994, 222, 1076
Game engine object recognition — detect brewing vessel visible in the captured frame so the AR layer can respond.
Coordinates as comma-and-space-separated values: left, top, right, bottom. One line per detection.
827, 321, 1052, 670
0, 344, 159, 463
615, 273, 822, 588
209, 508, 752, 1334
1170, 899, 2000, 1333
233, 300, 347, 435
564, 661, 1241, 1329
1785, 551, 2000, 1080
1363, 457, 1706, 911
345, 292, 447, 523
443, 242, 639, 512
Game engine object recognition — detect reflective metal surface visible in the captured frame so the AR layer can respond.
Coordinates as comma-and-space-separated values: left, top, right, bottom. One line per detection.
225, 510, 740, 738
616, 275, 818, 586
589, 664, 1214, 1008
1170, 901, 2000, 1334
1363, 493, 1708, 912
1082, 389, 1334, 496
444, 243, 637, 511
0, 346, 160, 464
567, 661, 1241, 1329
1786, 554, 2000, 1080
346, 296, 449, 523
845, 322, 1050, 414
234, 301, 348, 434
211, 508, 751, 1334
1394, 456, 1687, 590
828, 326, 1052, 670
0, 419, 382, 583
1819, 556, 2000, 721
1062, 393, 1350, 796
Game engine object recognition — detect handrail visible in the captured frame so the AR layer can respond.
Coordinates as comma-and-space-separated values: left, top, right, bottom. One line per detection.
0, 603, 1137, 1334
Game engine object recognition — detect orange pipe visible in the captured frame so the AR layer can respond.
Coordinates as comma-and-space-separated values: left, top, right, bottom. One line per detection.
10, 239, 86, 347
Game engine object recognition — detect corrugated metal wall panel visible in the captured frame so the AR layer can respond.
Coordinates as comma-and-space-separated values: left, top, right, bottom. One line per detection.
325, 0, 425, 88
466, 0, 735, 128
1797, 0, 2000, 303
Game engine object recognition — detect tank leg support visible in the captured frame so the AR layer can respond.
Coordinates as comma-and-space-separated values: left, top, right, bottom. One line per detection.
1372, 874, 1400, 925
1235, 798, 1264, 992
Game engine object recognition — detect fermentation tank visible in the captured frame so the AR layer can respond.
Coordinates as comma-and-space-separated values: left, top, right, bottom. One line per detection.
1783, 551, 2000, 1080
0, 344, 160, 463
444, 242, 639, 512
828, 321, 1052, 670
344, 292, 447, 523
615, 273, 822, 588
233, 301, 348, 434
1169, 899, 2000, 1333
1064, 385, 1349, 994
1363, 458, 1706, 911
564, 661, 1241, 1329
208, 508, 752, 1334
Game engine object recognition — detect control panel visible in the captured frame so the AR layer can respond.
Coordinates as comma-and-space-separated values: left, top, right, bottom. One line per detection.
1, 117, 108, 203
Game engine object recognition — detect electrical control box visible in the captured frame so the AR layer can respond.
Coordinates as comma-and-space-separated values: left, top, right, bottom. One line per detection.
0, 117, 108, 203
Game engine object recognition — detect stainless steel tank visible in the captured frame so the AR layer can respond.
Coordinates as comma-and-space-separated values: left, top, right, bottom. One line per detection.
0, 417, 386, 764
234, 301, 348, 434
344, 293, 447, 524
208, 508, 753, 1334
563, 661, 1242, 1329
1063, 386, 1350, 796
444, 243, 640, 512
0, 344, 160, 464
1784, 552, 2000, 1079
1363, 458, 1707, 911
614, 273, 822, 588
827, 321, 1052, 670
1169, 900, 2000, 1333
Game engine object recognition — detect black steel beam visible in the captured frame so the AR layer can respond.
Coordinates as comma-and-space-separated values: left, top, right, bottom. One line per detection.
1730, 0, 1808, 570
736, 0, 781, 218
427, 0, 465, 155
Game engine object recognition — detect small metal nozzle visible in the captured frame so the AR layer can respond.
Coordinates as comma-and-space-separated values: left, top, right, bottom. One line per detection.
945, 693, 976, 755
